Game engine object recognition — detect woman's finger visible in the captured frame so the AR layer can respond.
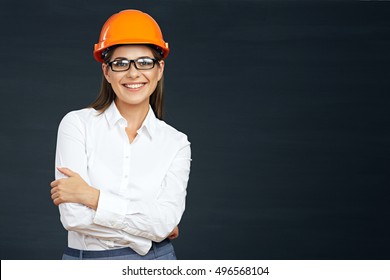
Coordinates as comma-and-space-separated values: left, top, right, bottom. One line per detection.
57, 167, 76, 177
50, 180, 58, 188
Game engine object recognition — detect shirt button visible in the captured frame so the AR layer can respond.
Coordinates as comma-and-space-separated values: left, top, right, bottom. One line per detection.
124, 175, 128, 178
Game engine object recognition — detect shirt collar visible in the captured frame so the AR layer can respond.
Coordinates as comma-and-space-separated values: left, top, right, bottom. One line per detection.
138, 105, 157, 139
104, 101, 126, 128
104, 101, 157, 139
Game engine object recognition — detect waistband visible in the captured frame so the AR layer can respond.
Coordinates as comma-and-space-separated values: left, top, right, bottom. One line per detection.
63, 239, 170, 259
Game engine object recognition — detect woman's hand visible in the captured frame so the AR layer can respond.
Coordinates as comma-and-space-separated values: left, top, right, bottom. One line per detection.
168, 226, 179, 240
50, 167, 100, 210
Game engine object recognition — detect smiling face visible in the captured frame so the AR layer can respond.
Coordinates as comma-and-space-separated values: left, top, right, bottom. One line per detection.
102, 45, 164, 112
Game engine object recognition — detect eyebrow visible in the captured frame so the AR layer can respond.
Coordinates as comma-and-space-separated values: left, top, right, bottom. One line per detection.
112, 56, 154, 61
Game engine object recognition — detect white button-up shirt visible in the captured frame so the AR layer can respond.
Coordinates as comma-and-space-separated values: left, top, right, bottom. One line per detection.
54, 102, 191, 255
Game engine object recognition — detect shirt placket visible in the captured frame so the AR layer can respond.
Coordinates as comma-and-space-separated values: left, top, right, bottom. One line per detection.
119, 122, 131, 194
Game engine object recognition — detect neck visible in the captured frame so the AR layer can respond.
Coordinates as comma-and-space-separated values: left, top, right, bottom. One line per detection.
114, 99, 150, 131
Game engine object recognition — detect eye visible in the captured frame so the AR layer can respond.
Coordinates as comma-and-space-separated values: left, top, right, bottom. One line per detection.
113, 60, 129, 67
137, 58, 154, 67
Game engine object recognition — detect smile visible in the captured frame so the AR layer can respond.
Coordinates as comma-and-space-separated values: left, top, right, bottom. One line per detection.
123, 83, 145, 89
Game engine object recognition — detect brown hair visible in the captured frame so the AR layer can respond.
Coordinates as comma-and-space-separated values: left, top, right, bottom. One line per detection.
89, 45, 165, 120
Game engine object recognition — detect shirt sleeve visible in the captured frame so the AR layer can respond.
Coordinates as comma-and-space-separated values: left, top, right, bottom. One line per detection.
93, 141, 191, 242
55, 112, 142, 244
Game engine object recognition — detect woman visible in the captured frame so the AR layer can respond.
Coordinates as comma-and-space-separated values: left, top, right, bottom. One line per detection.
50, 9, 191, 260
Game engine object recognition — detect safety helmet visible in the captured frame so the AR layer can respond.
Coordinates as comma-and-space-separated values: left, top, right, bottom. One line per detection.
93, 9, 169, 62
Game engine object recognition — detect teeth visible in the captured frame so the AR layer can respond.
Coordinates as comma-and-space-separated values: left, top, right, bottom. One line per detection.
124, 83, 144, 89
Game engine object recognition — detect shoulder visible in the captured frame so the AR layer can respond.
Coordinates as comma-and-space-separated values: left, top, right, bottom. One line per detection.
155, 119, 190, 146
60, 108, 99, 125
58, 107, 100, 132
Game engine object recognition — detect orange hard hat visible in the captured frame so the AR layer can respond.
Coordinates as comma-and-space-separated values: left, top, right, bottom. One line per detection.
93, 9, 169, 62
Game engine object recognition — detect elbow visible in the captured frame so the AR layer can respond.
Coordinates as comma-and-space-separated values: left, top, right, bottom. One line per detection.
60, 214, 87, 231
59, 203, 93, 231
152, 209, 183, 242
150, 224, 175, 243
60, 215, 77, 231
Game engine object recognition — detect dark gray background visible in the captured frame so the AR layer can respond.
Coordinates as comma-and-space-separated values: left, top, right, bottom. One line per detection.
1, 0, 389, 259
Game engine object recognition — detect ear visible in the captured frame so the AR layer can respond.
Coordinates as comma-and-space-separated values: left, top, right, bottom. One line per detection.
102, 63, 111, 83
157, 60, 165, 81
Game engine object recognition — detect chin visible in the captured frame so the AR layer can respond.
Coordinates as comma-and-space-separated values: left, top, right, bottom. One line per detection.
117, 96, 150, 106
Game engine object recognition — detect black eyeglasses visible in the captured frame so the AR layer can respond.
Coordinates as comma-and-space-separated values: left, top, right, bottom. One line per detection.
107, 57, 158, 72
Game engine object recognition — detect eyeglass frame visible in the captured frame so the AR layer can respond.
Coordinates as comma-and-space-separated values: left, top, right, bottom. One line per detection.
107, 57, 159, 72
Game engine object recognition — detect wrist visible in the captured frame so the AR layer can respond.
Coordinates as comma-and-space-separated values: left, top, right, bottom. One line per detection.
84, 186, 100, 210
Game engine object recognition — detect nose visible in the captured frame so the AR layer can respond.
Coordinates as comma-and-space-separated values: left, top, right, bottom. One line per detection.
126, 62, 141, 78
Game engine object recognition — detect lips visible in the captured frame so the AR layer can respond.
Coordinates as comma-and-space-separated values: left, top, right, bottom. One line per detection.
123, 83, 146, 89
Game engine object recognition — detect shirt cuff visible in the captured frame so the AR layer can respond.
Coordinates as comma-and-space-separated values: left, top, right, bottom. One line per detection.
93, 191, 128, 229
